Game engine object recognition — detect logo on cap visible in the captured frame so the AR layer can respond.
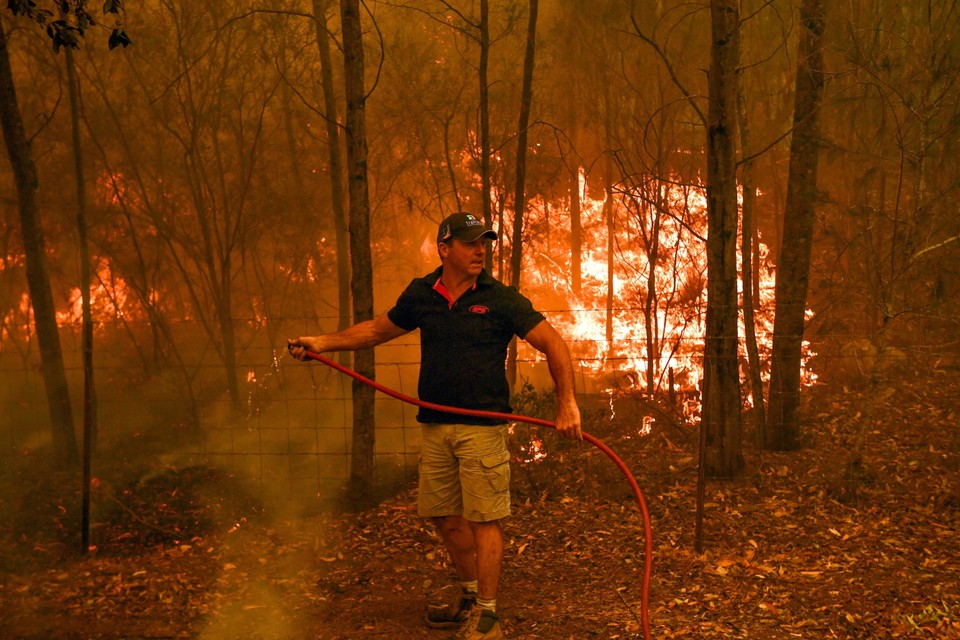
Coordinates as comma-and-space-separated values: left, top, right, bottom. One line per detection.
438, 212, 498, 243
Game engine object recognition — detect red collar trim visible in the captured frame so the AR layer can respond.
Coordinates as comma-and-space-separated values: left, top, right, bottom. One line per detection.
433, 278, 476, 309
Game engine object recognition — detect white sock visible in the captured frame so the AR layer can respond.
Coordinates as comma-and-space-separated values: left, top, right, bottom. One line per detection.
460, 580, 478, 596
476, 596, 497, 613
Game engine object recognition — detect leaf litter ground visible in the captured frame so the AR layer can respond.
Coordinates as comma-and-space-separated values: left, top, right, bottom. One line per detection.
1, 365, 958, 639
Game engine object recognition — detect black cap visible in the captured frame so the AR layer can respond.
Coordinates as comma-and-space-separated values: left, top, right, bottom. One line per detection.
437, 212, 498, 243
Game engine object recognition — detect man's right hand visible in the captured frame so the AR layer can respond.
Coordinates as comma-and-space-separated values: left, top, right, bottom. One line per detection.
287, 337, 321, 361
286, 317, 408, 361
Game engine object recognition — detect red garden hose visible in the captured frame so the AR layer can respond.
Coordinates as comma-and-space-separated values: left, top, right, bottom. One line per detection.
299, 349, 653, 639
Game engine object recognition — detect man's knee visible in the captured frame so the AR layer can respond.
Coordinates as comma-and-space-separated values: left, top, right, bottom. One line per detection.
432, 514, 466, 532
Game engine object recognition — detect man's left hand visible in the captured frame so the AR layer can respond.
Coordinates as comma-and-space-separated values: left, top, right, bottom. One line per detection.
555, 400, 582, 440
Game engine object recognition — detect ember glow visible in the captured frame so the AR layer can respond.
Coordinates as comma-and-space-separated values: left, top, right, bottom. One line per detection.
512, 432, 548, 463
0, 293, 33, 350
57, 262, 136, 326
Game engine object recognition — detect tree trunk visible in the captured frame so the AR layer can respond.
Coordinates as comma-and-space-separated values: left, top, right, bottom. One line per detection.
604, 177, 614, 350
339, 0, 377, 508
736, 36, 766, 444
506, 0, 538, 391
602, 89, 615, 354
642, 184, 662, 396
313, 0, 351, 368
561, 6, 583, 298
508, 0, 538, 289
702, 0, 743, 480
569, 159, 582, 296
280, 80, 306, 208
479, 0, 493, 273
65, 44, 98, 552
218, 266, 241, 413
0, 24, 78, 465
766, 0, 825, 451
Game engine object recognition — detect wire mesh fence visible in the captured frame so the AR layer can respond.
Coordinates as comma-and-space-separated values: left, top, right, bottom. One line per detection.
0, 310, 945, 513
0, 320, 621, 508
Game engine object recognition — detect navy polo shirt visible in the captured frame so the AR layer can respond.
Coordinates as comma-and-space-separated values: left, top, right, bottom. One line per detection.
387, 267, 546, 425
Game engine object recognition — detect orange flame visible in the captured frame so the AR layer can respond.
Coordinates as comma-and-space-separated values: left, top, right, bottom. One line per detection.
490, 171, 814, 420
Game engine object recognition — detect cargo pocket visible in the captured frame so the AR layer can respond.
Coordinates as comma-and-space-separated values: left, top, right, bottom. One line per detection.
480, 448, 511, 493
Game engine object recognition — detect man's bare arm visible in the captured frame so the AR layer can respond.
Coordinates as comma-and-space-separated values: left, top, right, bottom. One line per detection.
524, 320, 582, 440
287, 315, 409, 360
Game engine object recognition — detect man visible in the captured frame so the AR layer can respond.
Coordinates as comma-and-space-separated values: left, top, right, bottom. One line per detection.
288, 212, 581, 639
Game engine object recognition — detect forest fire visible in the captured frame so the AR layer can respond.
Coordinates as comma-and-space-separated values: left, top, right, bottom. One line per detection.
0, 1, 953, 638
3, 163, 814, 435
56, 263, 134, 326
0, 293, 32, 348
513, 433, 548, 463
486, 173, 811, 424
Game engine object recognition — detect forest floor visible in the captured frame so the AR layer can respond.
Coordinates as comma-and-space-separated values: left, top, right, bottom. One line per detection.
1, 364, 959, 639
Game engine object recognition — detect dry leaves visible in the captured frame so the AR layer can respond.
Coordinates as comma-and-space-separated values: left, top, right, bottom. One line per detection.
0, 365, 958, 638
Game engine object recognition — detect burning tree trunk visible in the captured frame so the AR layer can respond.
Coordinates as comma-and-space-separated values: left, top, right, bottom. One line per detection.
0, 25, 78, 465
701, 0, 743, 479
766, 0, 825, 451
340, 0, 377, 507
312, 0, 351, 367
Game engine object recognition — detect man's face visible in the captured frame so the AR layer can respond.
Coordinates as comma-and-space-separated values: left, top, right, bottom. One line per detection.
439, 237, 488, 276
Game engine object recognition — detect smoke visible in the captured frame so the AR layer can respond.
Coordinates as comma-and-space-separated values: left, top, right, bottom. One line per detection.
193, 518, 319, 640
195, 577, 296, 640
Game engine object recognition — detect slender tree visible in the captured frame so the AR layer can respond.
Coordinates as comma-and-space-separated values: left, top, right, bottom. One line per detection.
64, 41, 98, 552
508, 0, 539, 286
312, 0, 351, 366
552, 0, 589, 297
766, 0, 826, 451
736, 17, 765, 443
599, 48, 618, 356
701, 0, 744, 479
568, 154, 583, 296
339, 0, 377, 507
479, 0, 493, 272
506, 0, 539, 390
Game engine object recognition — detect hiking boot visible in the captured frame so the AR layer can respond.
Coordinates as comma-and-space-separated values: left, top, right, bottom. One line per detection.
425, 590, 476, 629
454, 608, 504, 639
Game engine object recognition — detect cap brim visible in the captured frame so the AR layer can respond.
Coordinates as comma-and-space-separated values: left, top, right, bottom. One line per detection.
458, 228, 498, 242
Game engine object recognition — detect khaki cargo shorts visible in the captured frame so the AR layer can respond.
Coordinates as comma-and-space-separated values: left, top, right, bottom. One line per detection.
418, 423, 511, 522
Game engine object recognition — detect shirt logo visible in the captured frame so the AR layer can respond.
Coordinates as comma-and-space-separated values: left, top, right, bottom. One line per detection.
469, 305, 489, 314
